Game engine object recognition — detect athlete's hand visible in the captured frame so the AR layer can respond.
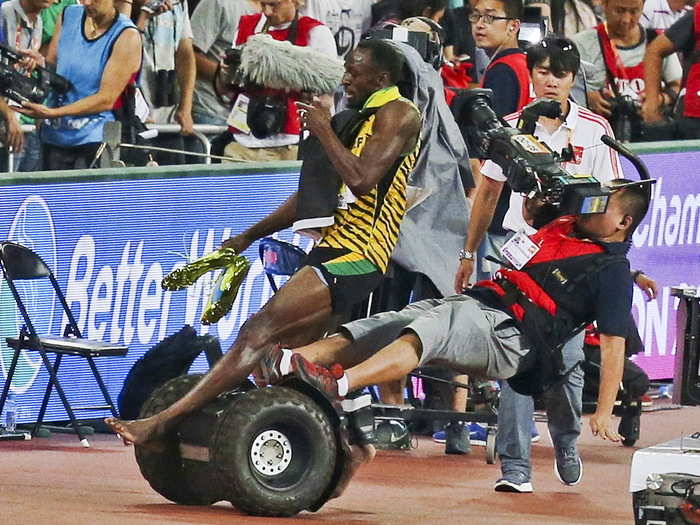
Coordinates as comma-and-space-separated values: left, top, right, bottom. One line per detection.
454, 258, 474, 294
296, 99, 331, 136
589, 410, 622, 442
221, 233, 253, 254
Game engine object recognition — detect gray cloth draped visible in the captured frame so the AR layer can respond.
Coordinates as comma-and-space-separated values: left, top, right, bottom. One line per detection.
387, 41, 473, 297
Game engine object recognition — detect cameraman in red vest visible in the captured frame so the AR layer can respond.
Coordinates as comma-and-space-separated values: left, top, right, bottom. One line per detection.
224, 0, 336, 161
642, 3, 700, 139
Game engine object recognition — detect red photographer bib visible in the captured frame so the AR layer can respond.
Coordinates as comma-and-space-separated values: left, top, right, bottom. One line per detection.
596, 23, 647, 98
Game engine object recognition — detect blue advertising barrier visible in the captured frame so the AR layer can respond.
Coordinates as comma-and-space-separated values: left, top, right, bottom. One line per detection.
0, 162, 310, 423
0, 141, 699, 422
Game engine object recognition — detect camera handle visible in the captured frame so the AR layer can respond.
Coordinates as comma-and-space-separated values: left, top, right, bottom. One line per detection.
601, 134, 655, 199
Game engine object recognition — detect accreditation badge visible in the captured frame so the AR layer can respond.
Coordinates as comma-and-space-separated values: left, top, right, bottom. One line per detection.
500, 230, 540, 270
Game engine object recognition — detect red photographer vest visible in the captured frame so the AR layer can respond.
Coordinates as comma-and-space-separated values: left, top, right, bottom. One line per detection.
683, 3, 700, 117
473, 215, 626, 348
470, 215, 628, 394
233, 13, 324, 136
596, 23, 651, 98
482, 50, 532, 110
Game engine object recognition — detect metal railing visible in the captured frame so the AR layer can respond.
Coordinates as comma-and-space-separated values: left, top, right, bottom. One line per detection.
5, 122, 228, 172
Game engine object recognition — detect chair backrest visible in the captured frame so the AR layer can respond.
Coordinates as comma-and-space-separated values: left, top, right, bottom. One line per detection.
258, 237, 308, 294
0, 241, 52, 280
258, 237, 307, 277
0, 241, 81, 338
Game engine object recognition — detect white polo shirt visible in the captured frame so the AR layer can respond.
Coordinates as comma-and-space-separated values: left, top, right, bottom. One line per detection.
481, 100, 623, 234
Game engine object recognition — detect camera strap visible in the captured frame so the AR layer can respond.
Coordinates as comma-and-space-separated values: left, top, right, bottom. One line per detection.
595, 23, 626, 98
261, 12, 300, 45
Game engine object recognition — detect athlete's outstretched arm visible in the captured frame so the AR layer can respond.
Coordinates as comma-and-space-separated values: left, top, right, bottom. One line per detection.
222, 193, 298, 253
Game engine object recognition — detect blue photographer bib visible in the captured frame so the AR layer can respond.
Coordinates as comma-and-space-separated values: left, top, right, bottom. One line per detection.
41, 5, 135, 147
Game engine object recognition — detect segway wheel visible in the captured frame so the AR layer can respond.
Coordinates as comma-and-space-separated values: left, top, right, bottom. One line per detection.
485, 427, 496, 464
134, 373, 217, 505
212, 386, 338, 517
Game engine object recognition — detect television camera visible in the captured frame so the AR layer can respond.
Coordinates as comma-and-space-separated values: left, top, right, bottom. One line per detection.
0, 44, 71, 105
454, 88, 651, 226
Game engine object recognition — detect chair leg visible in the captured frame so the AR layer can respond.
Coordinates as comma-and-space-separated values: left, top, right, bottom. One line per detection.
85, 356, 119, 418
0, 347, 21, 416
36, 351, 89, 446
33, 353, 61, 437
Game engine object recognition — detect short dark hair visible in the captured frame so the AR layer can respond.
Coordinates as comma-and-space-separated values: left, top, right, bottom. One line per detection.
400, 0, 449, 19
609, 178, 651, 239
357, 38, 405, 84
526, 36, 580, 78
498, 0, 524, 20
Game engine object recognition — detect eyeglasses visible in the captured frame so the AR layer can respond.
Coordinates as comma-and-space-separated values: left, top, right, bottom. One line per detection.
467, 12, 512, 24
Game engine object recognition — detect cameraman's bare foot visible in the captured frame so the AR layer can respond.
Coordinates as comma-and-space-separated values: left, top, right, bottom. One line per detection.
104, 416, 169, 451
331, 443, 376, 499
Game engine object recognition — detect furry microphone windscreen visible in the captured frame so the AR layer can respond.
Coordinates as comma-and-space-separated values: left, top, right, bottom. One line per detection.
239, 34, 345, 94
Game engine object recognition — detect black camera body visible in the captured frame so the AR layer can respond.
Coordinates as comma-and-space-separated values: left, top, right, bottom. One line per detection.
153, 68, 177, 107
455, 88, 611, 224
0, 44, 71, 104
608, 94, 640, 143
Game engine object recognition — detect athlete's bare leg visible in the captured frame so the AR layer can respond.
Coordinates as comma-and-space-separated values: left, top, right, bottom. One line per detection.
105, 266, 333, 446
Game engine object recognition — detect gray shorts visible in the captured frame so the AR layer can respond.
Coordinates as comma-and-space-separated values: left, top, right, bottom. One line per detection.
341, 295, 531, 380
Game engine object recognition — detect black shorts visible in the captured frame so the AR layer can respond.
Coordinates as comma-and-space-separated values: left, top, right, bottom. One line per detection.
302, 247, 383, 314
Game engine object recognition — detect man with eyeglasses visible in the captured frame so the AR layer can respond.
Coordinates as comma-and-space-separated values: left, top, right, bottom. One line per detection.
455, 36, 627, 493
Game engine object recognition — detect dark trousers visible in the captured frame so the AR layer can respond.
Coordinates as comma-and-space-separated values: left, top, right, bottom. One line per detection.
581, 345, 650, 401
42, 143, 101, 171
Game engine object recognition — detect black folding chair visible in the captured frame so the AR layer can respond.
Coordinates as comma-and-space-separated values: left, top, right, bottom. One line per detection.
258, 237, 307, 292
0, 241, 128, 447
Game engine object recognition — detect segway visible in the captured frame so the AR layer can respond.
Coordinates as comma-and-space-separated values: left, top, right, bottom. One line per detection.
134, 374, 352, 517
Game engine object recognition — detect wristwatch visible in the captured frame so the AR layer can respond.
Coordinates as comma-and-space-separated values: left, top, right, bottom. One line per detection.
458, 249, 475, 261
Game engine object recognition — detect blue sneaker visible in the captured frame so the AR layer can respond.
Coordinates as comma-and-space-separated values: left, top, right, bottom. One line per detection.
469, 422, 488, 446
469, 422, 539, 447
432, 429, 447, 444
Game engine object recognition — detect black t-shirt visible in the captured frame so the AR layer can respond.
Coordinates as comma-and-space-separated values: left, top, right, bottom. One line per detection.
665, 9, 695, 66
442, 7, 476, 59
589, 241, 633, 337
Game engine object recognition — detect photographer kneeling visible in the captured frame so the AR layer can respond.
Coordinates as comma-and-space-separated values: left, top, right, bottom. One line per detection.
14, 0, 141, 170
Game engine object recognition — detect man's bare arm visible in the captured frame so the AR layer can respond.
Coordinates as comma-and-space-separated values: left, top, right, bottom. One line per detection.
642, 34, 676, 123
175, 38, 196, 135
194, 48, 219, 83
454, 176, 503, 292
221, 193, 298, 253
590, 333, 625, 442
304, 99, 421, 196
